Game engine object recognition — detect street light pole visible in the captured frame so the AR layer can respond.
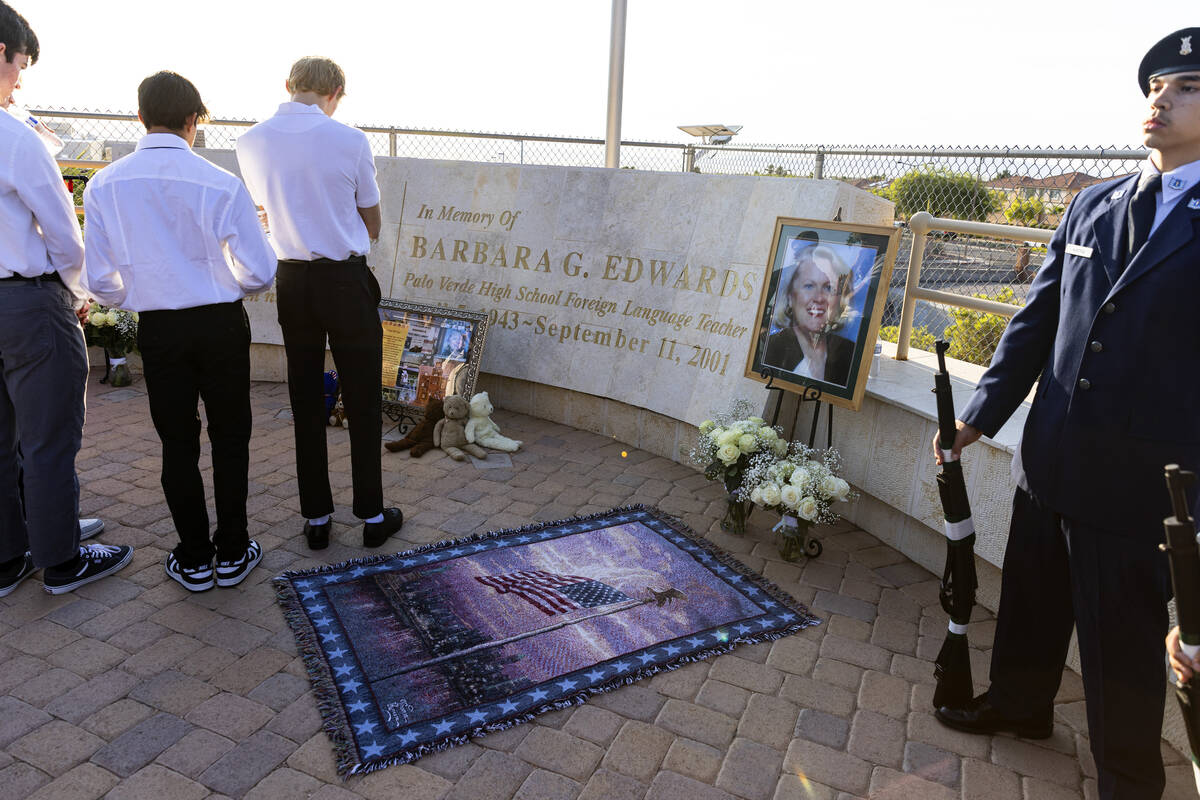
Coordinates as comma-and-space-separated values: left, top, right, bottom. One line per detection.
605, 0, 628, 169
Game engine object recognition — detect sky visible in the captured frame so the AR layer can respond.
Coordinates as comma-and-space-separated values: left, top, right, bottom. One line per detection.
16, 0, 1200, 148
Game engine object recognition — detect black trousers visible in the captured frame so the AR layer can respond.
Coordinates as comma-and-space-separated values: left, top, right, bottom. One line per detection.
276, 257, 383, 520
987, 487, 1171, 800
138, 301, 252, 568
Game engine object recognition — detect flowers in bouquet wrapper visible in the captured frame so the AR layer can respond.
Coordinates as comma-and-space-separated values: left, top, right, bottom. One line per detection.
737, 433, 757, 454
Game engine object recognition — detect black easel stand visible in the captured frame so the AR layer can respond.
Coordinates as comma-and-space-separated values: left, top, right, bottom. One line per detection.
761, 370, 831, 558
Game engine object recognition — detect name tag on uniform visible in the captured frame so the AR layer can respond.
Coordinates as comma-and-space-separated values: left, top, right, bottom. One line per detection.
1065, 243, 1094, 258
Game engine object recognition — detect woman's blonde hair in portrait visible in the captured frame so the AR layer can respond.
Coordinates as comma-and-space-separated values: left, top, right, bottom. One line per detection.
771, 245, 858, 332
287, 56, 346, 98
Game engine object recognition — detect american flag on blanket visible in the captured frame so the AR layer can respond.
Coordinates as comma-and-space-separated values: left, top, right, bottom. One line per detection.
474, 570, 631, 615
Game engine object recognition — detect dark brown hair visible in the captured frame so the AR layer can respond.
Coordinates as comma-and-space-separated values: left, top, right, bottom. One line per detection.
138, 71, 210, 131
0, 1, 27, 64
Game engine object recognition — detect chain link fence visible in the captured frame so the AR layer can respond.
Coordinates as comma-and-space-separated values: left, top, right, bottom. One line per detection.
34, 106, 1147, 365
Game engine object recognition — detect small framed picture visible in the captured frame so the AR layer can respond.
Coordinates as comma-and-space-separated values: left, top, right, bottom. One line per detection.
378, 299, 489, 418
744, 218, 900, 411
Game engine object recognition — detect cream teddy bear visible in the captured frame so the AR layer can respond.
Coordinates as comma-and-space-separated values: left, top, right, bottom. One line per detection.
466, 392, 522, 452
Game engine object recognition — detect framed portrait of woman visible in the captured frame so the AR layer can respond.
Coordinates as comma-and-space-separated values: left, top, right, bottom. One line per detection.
744, 217, 900, 412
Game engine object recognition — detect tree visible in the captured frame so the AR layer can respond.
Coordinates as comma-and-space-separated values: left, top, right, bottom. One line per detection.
754, 164, 792, 177
877, 287, 1023, 367
942, 287, 1022, 366
1004, 196, 1045, 227
886, 167, 999, 221
877, 324, 938, 352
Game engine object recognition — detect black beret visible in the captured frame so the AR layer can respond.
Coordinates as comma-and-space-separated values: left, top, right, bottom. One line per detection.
1139, 28, 1200, 95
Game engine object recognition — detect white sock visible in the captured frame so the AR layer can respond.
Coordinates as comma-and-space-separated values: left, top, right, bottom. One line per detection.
307, 515, 330, 526
364, 513, 384, 524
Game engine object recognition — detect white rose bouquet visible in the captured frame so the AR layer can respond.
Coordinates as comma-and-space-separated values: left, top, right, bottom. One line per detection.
84, 304, 139, 387
739, 443, 853, 560
690, 399, 785, 534
84, 304, 139, 356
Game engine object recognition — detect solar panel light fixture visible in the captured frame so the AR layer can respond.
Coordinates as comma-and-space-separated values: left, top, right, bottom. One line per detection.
678, 124, 742, 145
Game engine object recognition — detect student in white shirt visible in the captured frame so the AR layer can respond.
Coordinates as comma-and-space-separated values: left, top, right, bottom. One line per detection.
83, 71, 276, 593
0, 1, 132, 597
236, 56, 403, 551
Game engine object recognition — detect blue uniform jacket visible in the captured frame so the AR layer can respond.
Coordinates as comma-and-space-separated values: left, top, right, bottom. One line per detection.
961, 172, 1200, 540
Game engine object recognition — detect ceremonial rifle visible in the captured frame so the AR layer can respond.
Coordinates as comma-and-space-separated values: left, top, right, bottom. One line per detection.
931, 340, 978, 709
1161, 465, 1200, 790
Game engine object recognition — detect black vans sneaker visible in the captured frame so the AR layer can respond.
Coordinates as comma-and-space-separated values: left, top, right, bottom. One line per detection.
165, 552, 215, 592
43, 544, 134, 595
215, 540, 262, 588
0, 553, 35, 598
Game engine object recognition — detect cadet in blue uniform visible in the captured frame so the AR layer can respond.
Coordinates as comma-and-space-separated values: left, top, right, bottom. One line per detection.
933, 27, 1200, 800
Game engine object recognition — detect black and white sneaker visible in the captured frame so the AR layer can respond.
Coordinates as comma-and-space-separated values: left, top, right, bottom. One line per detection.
165, 553, 215, 592
79, 518, 105, 540
215, 540, 262, 588
0, 553, 35, 598
43, 544, 134, 595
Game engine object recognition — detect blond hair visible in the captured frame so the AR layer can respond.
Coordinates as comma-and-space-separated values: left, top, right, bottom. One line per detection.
286, 56, 345, 98
772, 245, 857, 331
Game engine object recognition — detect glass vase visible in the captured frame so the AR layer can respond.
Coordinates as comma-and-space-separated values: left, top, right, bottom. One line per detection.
105, 347, 132, 387
774, 513, 822, 562
720, 494, 752, 536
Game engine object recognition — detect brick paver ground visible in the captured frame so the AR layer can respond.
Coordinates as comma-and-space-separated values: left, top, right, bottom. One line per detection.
1, 373, 1194, 799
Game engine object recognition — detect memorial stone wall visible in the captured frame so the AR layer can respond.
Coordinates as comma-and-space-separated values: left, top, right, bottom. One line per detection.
271, 157, 892, 427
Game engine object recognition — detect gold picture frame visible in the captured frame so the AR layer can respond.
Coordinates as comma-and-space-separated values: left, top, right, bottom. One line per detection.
744, 217, 900, 412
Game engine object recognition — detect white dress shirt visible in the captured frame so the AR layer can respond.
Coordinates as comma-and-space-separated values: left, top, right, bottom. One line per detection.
0, 110, 85, 300
82, 133, 277, 312
235, 102, 380, 262
1139, 155, 1200, 237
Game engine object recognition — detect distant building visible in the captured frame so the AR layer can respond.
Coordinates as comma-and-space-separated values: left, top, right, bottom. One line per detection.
985, 171, 1131, 227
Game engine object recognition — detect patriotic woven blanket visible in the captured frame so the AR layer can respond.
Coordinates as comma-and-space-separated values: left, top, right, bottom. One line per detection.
273, 505, 819, 775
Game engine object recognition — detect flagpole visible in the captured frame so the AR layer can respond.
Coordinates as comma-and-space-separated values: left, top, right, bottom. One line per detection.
604, 0, 628, 168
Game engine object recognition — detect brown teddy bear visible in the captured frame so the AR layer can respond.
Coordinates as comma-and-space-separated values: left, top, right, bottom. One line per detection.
384, 398, 444, 456
433, 395, 488, 461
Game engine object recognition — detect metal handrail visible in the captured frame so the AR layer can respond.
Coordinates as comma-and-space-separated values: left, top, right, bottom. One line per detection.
894, 211, 1054, 360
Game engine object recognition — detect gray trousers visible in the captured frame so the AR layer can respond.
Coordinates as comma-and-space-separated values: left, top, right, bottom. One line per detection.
0, 279, 86, 568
